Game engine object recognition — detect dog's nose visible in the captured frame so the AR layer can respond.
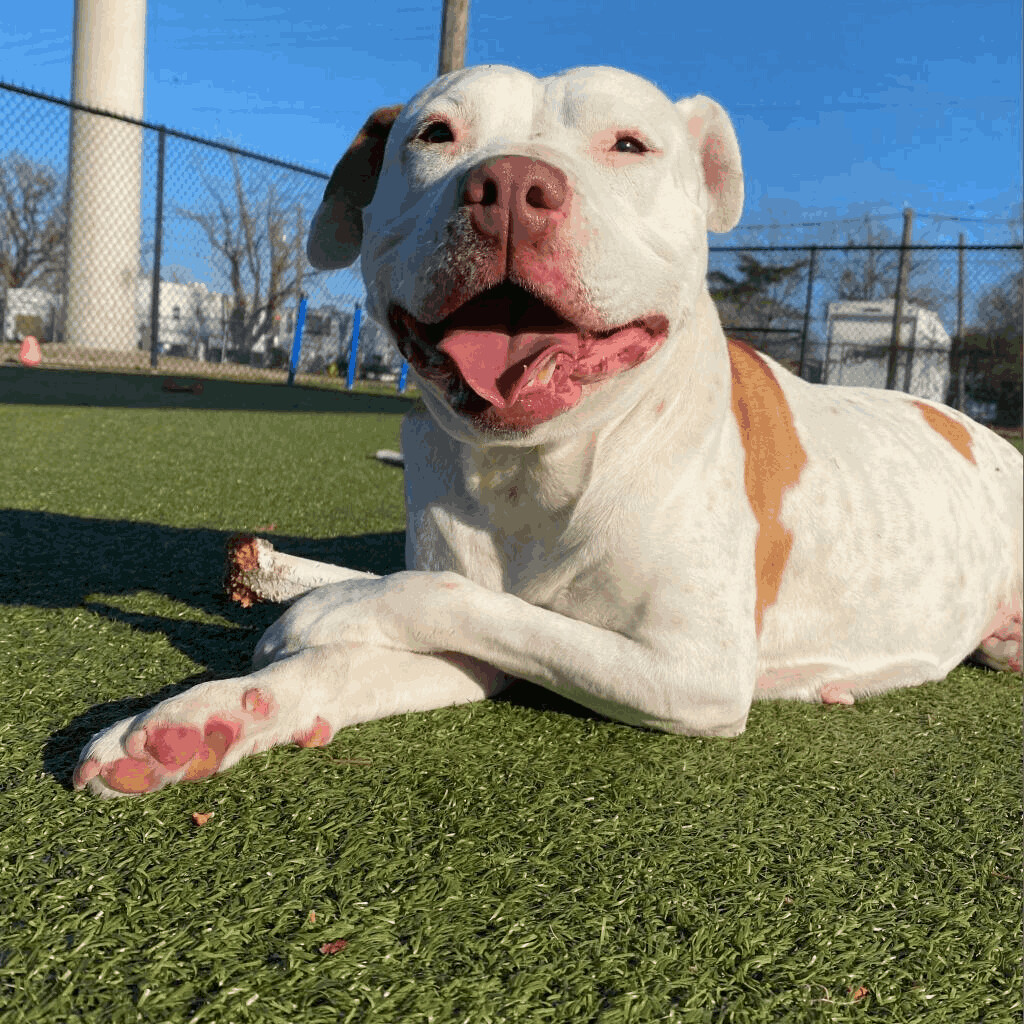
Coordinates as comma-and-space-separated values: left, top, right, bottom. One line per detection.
461, 156, 570, 247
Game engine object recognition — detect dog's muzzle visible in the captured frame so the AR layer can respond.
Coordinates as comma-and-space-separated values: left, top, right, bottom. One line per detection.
389, 281, 669, 431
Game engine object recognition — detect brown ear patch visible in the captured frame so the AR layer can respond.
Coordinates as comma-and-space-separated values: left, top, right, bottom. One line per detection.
728, 340, 808, 635
912, 400, 976, 465
323, 104, 404, 210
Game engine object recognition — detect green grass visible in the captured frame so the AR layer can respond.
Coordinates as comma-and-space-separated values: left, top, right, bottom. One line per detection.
0, 368, 1020, 1024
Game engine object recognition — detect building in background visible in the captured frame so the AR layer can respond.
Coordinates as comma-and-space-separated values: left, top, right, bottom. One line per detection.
824, 300, 952, 402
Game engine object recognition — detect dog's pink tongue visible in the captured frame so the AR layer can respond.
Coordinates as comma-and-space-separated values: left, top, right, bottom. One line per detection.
438, 329, 578, 408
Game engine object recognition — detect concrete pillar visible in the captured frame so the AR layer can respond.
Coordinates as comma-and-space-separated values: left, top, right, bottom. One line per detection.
65, 0, 147, 352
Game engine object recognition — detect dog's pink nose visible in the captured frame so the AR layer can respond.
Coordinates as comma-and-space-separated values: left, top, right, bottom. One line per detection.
461, 156, 570, 247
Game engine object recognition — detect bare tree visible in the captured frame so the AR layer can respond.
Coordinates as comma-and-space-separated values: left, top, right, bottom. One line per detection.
977, 271, 1023, 336
0, 152, 66, 289
831, 216, 899, 301
961, 267, 1023, 425
178, 157, 310, 363
829, 214, 944, 315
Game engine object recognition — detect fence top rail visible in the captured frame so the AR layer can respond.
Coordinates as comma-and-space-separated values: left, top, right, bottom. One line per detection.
0, 79, 330, 181
4, 81, 1020, 249
710, 243, 1023, 252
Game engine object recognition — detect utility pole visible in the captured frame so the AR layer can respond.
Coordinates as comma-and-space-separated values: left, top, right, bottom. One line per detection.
66, 0, 146, 354
885, 207, 914, 390
438, 0, 470, 75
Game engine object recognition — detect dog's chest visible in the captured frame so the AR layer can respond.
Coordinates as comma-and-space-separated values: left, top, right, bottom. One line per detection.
460, 452, 631, 617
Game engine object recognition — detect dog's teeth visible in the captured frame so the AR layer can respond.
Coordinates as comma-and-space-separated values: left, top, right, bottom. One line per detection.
535, 356, 557, 386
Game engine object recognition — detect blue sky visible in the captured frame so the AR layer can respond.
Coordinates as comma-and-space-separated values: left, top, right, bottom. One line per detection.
1, 0, 1020, 244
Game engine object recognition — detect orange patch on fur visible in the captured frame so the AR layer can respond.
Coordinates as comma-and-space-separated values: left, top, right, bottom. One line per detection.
912, 401, 976, 464
728, 341, 808, 635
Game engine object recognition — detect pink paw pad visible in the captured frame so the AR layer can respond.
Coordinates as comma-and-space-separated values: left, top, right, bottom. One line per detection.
142, 725, 203, 769
294, 716, 333, 748
73, 758, 100, 788
182, 718, 243, 781
977, 600, 1023, 672
242, 687, 274, 718
820, 684, 855, 706
101, 757, 163, 794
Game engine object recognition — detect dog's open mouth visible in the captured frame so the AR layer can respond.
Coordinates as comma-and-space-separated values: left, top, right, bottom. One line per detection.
389, 282, 668, 427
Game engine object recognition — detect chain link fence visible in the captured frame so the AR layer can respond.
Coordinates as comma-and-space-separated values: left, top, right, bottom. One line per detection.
2, 81, 1021, 424
0, 81, 400, 390
708, 243, 1022, 427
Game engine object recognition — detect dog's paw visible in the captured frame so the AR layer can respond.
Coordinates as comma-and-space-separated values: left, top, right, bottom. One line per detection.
819, 683, 855, 706
253, 572, 455, 668
73, 679, 334, 798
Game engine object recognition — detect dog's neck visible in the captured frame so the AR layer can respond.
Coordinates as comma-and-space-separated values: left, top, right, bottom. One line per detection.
456, 288, 732, 518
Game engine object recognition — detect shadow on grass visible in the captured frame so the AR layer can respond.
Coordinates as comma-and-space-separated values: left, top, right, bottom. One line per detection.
1, 508, 406, 617
0, 365, 419, 414
3, 508, 403, 787
8, 508, 594, 788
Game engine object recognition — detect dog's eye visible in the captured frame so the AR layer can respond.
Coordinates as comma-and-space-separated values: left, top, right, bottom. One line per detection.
417, 121, 455, 144
612, 135, 647, 154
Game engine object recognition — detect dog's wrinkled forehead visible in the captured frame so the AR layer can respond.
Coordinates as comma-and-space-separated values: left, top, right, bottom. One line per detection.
399, 65, 679, 142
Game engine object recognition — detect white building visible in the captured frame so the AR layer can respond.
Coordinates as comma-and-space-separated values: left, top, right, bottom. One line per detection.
1, 286, 62, 343
824, 300, 952, 402
2, 280, 228, 357
136, 278, 228, 360
3, 279, 389, 373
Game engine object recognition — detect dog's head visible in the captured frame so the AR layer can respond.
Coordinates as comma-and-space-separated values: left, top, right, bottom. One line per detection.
308, 65, 743, 440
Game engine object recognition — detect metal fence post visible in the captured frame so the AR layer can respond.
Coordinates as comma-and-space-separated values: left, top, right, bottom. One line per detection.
951, 233, 966, 410
287, 294, 307, 386
798, 245, 817, 380
148, 127, 166, 369
346, 303, 362, 390
885, 208, 914, 390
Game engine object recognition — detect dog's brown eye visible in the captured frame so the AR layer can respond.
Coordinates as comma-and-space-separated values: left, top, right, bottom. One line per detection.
418, 121, 454, 143
613, 136, 647, 154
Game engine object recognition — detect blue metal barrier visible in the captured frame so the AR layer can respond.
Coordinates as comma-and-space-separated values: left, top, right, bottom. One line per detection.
287, 295, 307, 386
346, 304, 362, 390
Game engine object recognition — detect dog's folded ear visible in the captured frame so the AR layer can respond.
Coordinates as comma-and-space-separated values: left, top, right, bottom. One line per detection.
675, 95, 743, 234
306, 104, 404, 270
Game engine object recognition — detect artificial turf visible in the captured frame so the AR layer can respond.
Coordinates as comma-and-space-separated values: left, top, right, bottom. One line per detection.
0, 367, 1020, 1023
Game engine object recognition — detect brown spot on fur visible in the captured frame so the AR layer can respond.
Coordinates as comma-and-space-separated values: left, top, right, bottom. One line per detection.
324, 105, 403, 210
912, 400, 976, 464
311, 104, 403, 269
728, 340, 808, 635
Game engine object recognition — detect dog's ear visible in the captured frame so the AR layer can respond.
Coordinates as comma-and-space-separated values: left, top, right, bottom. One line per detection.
306, 104, 404, 270
675, 95, 743, 233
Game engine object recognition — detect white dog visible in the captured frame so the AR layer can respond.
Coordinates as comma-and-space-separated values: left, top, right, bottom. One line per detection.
75, 65, 1022, 796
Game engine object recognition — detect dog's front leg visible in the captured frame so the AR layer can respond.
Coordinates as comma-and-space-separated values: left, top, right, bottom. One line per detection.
256, 571, 756, 738
74, 643, 506, 798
